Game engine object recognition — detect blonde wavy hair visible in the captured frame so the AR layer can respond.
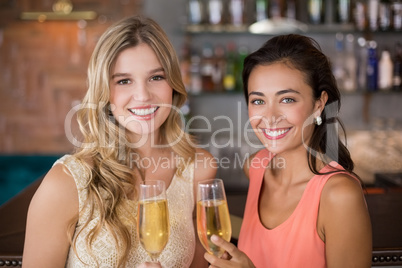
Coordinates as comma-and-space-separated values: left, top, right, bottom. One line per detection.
71, 15, 196, 266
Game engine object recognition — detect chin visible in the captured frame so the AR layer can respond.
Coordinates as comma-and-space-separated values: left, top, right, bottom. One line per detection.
264, 147, 282, 155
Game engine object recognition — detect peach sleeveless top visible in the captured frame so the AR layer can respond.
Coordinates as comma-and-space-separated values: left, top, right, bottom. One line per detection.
238, 149, 347, 268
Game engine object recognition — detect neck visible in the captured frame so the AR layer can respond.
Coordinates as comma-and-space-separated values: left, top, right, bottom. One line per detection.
128, 130, 164, 158
131, 137, 175, 184
269, 148, 317, 185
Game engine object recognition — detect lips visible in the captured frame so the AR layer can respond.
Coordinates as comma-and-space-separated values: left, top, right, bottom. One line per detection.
262, 127, 291, 140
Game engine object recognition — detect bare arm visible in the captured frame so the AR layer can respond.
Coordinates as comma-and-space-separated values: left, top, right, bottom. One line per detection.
319, 174, 372, 268
190, 148, 218, 268
22, 164, 79, 268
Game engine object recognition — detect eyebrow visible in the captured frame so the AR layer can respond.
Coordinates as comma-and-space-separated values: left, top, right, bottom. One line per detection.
110, 73, 130, 79
110, 67, 165, 80
248, 88, 301, 97
152, 67, 165, 73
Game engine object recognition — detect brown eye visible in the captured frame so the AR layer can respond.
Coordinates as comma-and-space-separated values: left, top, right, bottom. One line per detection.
150, 75, 165, 81
251, 99, 264, 105
117, 79, 130, 85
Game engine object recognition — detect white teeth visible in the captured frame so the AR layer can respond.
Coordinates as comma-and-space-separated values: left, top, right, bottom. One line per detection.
264, 128, 290, 137
129, 107, 158, 116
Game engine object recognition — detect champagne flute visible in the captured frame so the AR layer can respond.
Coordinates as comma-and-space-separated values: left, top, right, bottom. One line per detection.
137, 180, 170, 262
197, 178, 232, 257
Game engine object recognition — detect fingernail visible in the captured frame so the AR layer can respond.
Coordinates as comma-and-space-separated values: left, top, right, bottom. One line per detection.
211, 235, 218, 242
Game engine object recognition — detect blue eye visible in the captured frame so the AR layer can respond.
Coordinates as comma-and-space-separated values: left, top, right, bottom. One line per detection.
117, 79, 130, 85
282, 98, 295, 103
251, 99, 264, 105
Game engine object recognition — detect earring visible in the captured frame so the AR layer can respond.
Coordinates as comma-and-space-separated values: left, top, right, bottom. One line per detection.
315, 115, 322, 126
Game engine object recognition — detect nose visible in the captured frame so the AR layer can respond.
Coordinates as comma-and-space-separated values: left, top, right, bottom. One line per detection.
264, 115, 286, 127
259, 105, 285, 128
132, 82, 151, 102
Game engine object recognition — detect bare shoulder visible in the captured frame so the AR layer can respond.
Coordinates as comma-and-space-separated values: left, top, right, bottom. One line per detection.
318, 174, 372, 267
29, 162, 79, 220
321, 173, 364, 205
193, 148, 218, 184
23, 162, 80, 266
318, 172, 369, 237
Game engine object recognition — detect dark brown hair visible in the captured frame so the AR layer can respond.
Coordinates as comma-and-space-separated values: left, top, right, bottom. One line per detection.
242, 34, 357, 178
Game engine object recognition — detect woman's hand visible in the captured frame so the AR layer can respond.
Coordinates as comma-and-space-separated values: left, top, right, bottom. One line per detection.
204, 235, 255, 268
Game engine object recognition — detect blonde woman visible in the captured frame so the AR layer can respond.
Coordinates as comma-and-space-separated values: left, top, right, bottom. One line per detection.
22, 16, 216, 268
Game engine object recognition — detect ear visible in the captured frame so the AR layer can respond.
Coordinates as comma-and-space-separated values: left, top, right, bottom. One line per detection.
314, 91, 328, 116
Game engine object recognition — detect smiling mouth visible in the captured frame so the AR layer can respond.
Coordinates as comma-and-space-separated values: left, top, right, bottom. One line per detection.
263, 128, 291, 138
128, 106, 159, 116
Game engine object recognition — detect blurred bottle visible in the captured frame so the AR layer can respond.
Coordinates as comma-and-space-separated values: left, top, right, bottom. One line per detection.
308, 0, 325, 24
270, 0, 287, 19
343, 34, 357, 91
200, 43, 215, 91
393, 42, 402, 91
212, 44, 225, 91
354, 0, 367, 31
332, 33, 347, 90
207, 0, 224, 29
188, 0, 204, 26
296, 0, 309, 23
229, 0, 246, 27
367, 41, 379, 91
368, 0, 379, 31
286, 0, 297, 20
179, 37, 192, 92
255, 0, 268, 22
336, 0, 352, 24
379, 0, 392, 31
223, 42, 237, 92
235, 45, 248, 91
378, 49, 394, 90
189, 49, 202, 94
392, 0, 402, 30
181, 99, 191, 123
357, 37, 368, 90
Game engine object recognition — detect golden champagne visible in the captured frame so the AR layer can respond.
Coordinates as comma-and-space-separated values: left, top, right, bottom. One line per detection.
137, 198, 169, 259
197, 199, 232, 257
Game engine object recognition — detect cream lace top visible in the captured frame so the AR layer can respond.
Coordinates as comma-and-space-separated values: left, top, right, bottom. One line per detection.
55, 155, 196, 268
